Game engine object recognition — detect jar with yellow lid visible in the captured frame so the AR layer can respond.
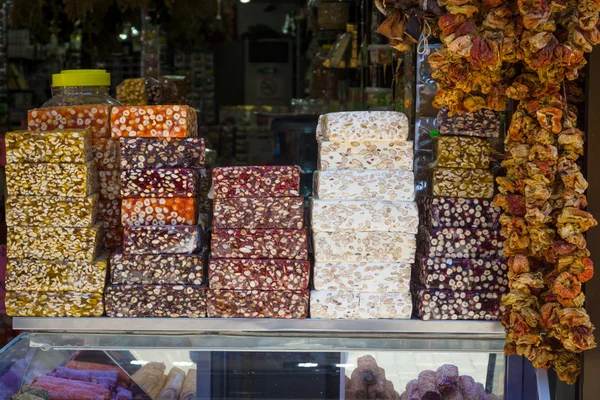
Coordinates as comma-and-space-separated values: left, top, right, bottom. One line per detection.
42, 69, 121, 107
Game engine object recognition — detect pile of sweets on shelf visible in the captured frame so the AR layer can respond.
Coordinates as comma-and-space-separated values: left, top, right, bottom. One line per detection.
4, 129, 106, 317
26, 104, 123, 250
208, 165, 310, 318
103, 105, 208, 318
309, 111, 417, 319
414, 109, 508, 321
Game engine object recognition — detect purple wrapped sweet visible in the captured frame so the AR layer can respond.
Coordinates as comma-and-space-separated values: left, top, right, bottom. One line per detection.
446, 388, 466, 400
459, 376, 487, 400
436, 364, 459, 393
116, 386, 133, 400
405, 379, 421, 400
418, 370, 441, 400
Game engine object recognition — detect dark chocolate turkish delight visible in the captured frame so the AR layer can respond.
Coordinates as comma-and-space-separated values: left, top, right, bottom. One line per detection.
211, 229, 308, 260
120, 138, 205, 169
120, 168, 199, 198
418, 226, 504, 259
209, 259, 310, 290
417, 256, 508, 292
207, 289, 309, 318
212, 166, 300, 198
110, 252, 204, 285
414, 287, 502, 321
418, 196, 500, 229
123, 225, 202, 254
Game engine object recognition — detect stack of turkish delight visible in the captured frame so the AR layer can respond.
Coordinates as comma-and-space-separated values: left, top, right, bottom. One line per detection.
104, 105, 207, 318
4, 129, 105, 316
310, 111, 417, 319
208, 166, 310, 318
415, 109, 507, 320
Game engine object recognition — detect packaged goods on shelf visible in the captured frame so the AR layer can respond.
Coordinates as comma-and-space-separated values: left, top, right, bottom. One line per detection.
432, 168, 495, 199
413, 287, 502, 321
98, 200, 121, 228
6, 253, 109, 292
311, 199, 418, 233
6, 129, 92, 164
207, 289, 309, 318
418, 196, 500, 228
313, 262, 412, 293
213, 197, 304, 229
120, 168, 199, 198
121, 197, 197, 226
160, 75, 187, 104
6, 162, 98, 197
310, 290, 412, 319
105, 285, 206, 317
317, 111, 409, 142
8, 224, 101, 262
99, 170, 121, 200
110, 105, 198, 138
314, 170, 415, 201
435, 136, 492, 169
211, 229, 308, 260
123, 225, 202, 255
208, 259, 310, 290
416, 256, 509, 292
418, 226, 504, 259
437, 107, 501, 138
28, 105, 112, 138
6, 194, 98, 227
110, 252, 204, 285
91, 138, 120, 170
120, 137, 205, 169
6, 291, 104, 317
103, 227, 123, 250
313, 231, 416, 263
116, 77, 162, 106
318, 140, 414, 171
212, 166, 301, 198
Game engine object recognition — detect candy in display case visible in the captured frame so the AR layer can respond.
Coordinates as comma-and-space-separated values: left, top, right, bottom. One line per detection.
213, 197, 304, 229
432, 168, 495, 199
418, 196, 500, 229
91, 138, 120, 170
5, 129, 92, 164
212, 166, 301, 199
119, 137, 206, 169
110, 252, 205, 285
434, 136, 492, 169
110, 105, 198, 138
318, 140, 414, 171
314, 170, 415, 202
120, 168, 199, 198
211, 229, 308, 260
28, 105, 112, 138
121, 197, 197, 226
208, 259, 310, 291
317, 111, 410, 142
123, 225, 202, 255
6, 194, 99, 227
6, 162, 98, 198
313, 231, 416, 263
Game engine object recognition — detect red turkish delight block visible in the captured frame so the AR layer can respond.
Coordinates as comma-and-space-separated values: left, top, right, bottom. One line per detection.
209, 259, 310, 290
213, 197, 304, 229
211, 229, 308, 260
212, 166, 301, 199
123, 225, 202, 254
207, 289, 309, 318
121, 168, 199, 198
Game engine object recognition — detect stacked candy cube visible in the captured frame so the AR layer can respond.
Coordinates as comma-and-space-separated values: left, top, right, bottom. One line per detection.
309, 111, 417, 319
414, 108, 508, 320
4, 129, 105, 316
103, 105, 208, 318
208, 166, 310, 318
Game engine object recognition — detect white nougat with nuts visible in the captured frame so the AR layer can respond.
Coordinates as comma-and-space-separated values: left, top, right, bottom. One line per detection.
316, 111, 409, 143
314, 169, 415, 201
318, 140, 414, 171
310, 290, 412, 319
313, 262, 411, 293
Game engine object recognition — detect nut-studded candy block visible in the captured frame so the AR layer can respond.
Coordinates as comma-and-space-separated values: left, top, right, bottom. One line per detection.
6, 291, 104, 317
6, 162, 98, 197
110, 252, 204, 285
414, 287, 502, 321
212, 166, 301, 198
432, 168, 495, 199
318, 140, 414, 171
6, 253, 109, 293
310, 290, 412, 319
6, 194, 98, 227
317, 111, 409, 142
435, 136, 491, 169
209, 259, 310, 290
99, 170, 122, 200
211, 229, 308, 260
213, 197, 304, 229
122, 197, 197, 226
418, 196, 500, 229
120, 168, 199, 198
28, 105, 112, 138
418, 226, 504, 259
6, 129, 92, 164
91, 138, 120, 170
313, 231, 416, 263
207, 289, 309, 318
123, 225, 202, 255
314, 170, 414, 201
311, 199, 418, 233
103, 226, 123, 250
437, 108, 501, 138
105, 284, 206, 318
98, 200, 121, 228
313, 262, 412, 293
120, 138, 205, 169
8, 224, 101, 262
116, 77, 162, 106
417, 256, 508, 292
110, 105, 198, 138
357, 292, 413, 319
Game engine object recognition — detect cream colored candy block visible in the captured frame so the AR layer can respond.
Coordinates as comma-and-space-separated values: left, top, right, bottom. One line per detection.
313, 262, 411, 293
317, 111, 409, 142
314, 170, 414, 201
358, 292, 412, 319
310, 290, 360, 319
311, 199, 418, 233
313, 231, 416, 263
318, 140, 413, 171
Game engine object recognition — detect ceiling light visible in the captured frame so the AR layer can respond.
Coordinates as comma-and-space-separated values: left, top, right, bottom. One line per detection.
240, 0, 251, 3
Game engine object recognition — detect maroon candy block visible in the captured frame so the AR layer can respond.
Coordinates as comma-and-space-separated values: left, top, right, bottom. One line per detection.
211, 229, 308, 260
123, 225, 201, 254
209, 259, 310, 290
120, 168, 199, 198
212, 166, 301, 198
213, 197, 304, 229
207, 289, 309, 318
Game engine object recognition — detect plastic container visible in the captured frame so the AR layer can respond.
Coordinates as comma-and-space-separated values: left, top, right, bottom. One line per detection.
42, 69, 120, 107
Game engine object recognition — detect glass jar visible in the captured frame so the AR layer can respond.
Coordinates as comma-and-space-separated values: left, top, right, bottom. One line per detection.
42, 69, 121, 107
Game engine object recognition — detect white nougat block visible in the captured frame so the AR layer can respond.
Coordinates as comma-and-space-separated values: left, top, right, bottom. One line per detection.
318, 140, 414, 171
311, 199, 419, 234
313, 262, 412, 293
316, 111, 409, 142
314, 170, 415, 202
310, 290, 360, 319
358, 292, 413, 319
310, 290, 412, 319
313, 231, 416, 263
